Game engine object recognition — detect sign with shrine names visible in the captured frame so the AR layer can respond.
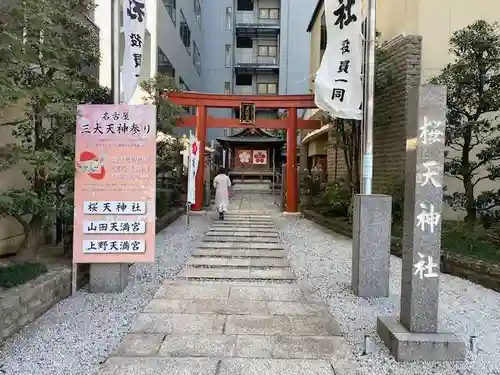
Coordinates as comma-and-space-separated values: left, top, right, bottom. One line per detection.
73, 104, 156, 264
314, 0, 363, 120
122, 0, 146, 103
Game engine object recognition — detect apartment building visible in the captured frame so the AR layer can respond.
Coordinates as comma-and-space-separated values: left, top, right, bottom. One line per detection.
202, 0, 315, 137
94, 0, 315, 140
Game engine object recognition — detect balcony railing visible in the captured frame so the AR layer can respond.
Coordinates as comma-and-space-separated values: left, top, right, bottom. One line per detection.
235, 55, 279, 68
236, 11, 280, 28
234, 85, 254, 95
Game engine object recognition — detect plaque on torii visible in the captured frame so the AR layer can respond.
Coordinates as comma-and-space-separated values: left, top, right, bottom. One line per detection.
240, 102, 256, 125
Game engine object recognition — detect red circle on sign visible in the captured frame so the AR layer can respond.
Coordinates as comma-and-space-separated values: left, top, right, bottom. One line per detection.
79, 151, 106, 180
192, 143, 198, 155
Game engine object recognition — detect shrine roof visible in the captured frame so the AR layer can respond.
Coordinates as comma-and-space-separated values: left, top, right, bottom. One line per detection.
216, 128, 285, 144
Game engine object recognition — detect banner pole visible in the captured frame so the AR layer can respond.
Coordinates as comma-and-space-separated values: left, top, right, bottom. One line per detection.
361, 0, 376, 195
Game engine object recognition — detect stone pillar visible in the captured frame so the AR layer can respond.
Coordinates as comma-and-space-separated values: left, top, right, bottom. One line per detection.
351, 194, 392, 297
90, 263, 128, 293
377, 84, 465, 362
192, 105, 207, 211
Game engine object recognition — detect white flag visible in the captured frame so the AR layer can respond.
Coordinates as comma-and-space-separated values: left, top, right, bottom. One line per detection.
314, 0, 363, 120
187, 135, 201, 204
122, 0, 147, 104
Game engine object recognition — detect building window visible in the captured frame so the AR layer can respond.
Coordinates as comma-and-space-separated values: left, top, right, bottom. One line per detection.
179, 77, 189, 91
225, 44, 232, 67
258, 83, 277, 94
180, 10, 191, 54
237, 0, 253, 11
258, 45, 277, 56
194, 0, 201, 25
224, 81, 231, 94
157, 47, 175, 77
225, 7, 232, 31
259, 8, 279, 19
236, 36, 252, 48
179, 77, 194, 114
236, 74, 252, 86
163, 0, 176, 25
193, 41, 201, 75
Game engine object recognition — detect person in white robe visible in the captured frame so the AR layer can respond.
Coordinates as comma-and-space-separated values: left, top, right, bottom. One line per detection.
213, 168, 232, 219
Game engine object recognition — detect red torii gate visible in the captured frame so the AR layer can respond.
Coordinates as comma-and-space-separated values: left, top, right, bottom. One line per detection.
167, 91, 320, 213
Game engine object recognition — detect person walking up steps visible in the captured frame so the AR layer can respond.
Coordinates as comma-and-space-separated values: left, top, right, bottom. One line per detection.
213, 167, 232, 220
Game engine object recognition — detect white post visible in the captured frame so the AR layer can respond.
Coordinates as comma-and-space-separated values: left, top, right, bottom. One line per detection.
89, 0, 129, 294
112, 0, 120, 104
361, 0, 376, 195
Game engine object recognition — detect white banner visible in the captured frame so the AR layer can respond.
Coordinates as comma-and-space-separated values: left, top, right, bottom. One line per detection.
187, 135, 200, 204
314, 0, 363, 120
122, 0, 147, 104
222, 149, 227, 168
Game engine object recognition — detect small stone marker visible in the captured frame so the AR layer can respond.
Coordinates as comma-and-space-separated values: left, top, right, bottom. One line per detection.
377, 84, 466, 361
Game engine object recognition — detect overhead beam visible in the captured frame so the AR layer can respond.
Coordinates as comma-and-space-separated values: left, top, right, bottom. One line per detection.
178, 115, 321, 130
167, 91, 317, 109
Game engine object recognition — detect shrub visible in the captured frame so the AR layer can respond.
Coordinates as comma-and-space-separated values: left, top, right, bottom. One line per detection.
322, 179, 352, 218
0, 263, 48, 289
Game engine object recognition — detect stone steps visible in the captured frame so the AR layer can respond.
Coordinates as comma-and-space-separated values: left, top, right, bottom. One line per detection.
202, 237, 280, 243
178, 267, 295, 281
206, 232, 279, 238
192, 249, 287, 258
197, 242, 285, 250
205, 227, 278, 233
186, 257, 289, 268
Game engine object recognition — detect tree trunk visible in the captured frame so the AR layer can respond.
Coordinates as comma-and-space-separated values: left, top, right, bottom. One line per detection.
462, 125, 476, 225
24, 215, 45, 259
464, 177, 477, 224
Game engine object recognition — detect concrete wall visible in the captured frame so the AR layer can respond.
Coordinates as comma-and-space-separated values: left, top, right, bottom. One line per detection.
201, 0, 234, 140
279, 0, 316, 95
377, 0, 500, 82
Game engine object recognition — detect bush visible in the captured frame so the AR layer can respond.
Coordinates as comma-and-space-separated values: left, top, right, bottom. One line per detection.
0, 263, 48, 289
441, 221, 500, 263
322, 179, 352, 218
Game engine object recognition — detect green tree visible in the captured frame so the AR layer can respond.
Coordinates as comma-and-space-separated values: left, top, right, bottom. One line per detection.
140, 74, 185, 135
431, 20, 500, 224
0, 0, 112, 256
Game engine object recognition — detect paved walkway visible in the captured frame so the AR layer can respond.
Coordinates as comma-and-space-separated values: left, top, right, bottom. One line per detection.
99, 196, 358, 375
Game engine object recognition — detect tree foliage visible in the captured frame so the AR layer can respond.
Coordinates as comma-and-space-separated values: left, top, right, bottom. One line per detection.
430, 20, 500, 224
0, 0, 112, 254
140, 74, 185, 135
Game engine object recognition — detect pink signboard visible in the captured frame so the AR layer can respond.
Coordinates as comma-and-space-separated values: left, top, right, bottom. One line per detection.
73, 104, 156, 264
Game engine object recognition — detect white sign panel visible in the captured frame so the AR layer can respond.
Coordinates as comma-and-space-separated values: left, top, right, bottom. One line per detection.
314, 0, 363, 120
83, 201, 147, 215
83, 240, 146, 253
187, 135, 201, 204
83, 220, 146, 234
122, 0, 147, 103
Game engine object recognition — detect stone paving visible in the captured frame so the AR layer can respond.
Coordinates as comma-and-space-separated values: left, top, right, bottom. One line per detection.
99, 195, 359, 375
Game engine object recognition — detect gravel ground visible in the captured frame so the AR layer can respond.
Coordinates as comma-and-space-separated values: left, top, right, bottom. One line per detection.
274, 215, 500, 375
0, 215, 209, 375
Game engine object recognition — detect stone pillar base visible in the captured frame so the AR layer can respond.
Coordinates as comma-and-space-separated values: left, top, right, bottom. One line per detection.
89, 263, 129, 293
352, 194, 392, 297
377, 316, 466, 362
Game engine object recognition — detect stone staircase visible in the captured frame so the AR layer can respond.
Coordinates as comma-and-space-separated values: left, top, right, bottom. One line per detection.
179, 212, 295, 282
99, 208, 360, 375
